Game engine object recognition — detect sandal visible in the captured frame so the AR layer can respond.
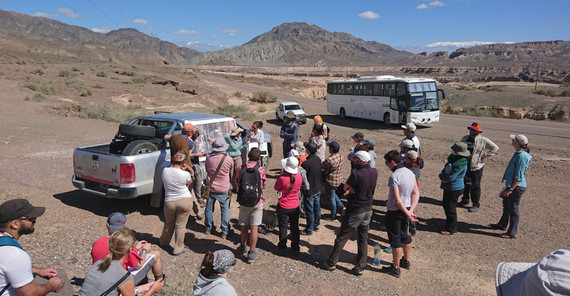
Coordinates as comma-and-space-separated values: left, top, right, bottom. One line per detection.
489, 223, 507, 231
500, 233, 517, 239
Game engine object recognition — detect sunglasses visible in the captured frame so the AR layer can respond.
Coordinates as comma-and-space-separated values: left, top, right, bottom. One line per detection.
19, 216, 37, 222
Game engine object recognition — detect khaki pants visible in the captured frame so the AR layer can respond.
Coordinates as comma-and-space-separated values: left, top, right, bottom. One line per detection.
160, 198, 192, 254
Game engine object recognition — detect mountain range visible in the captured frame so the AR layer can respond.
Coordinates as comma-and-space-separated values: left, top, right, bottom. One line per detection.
0, 9, 568, 83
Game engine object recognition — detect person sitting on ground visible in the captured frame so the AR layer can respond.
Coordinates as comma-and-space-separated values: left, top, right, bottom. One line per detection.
159, 151, 194, 256
193, 250, 237, 296
81, 228, 164, 296
91, 212, 165, 284
0, 199, 73, 295
235, 148, 266, 264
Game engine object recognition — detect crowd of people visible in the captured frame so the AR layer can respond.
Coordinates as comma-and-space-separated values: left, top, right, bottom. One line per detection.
1, 114, 549, 296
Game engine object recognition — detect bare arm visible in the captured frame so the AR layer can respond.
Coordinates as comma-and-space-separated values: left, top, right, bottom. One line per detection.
390, 186, 418, 222
16, 277, 62, 296
409, 183, 420, 214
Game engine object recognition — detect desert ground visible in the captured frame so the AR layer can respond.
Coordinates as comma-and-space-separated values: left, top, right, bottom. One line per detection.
0, 57, 569, 296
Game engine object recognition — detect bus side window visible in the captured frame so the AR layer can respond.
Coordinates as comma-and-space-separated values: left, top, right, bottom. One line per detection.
396, 83, 406, 97
386, 83, 396, 97
364, 83, 373, 95
390, 97, 398, 109
346, 85, 353, 95
373, 83, 381, 96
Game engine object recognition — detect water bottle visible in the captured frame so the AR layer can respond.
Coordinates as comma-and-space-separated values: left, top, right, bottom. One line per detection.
373, 242, 381, 266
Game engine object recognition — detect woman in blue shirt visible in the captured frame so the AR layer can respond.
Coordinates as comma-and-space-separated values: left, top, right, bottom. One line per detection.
490, 134, 532, 239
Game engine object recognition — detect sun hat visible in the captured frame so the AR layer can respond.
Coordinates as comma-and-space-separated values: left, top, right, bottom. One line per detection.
230, 127, 244, 137
406, 150, 419, 161
285, 110, 296, 119
288, 149, 300, 157
468, 122, 482, 132
327, 141, 340, 153
510, 134, 528, 146
355, 151, 371, 163
399, 139, 415, 149
401, 123, 417, 132
351, 132, 364, 140
107, 212, 127, 233
0, 199, 45, 223
294, 142, 305, 155
281, 156, 299, 174
362, 139, 376, 148
211, 136, 229, 153
304, 141, 318, 155
212, 249, 237, 274
495, 249, 570, 296
449, 142, 470, 157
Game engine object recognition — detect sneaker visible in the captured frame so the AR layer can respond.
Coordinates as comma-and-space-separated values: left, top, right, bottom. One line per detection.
300, 229, 313, 236
247, 250, 258, 263
353, 267, 363, 277
384, 247, 392, 254
468, 206, 479, 213
221, 232, 227, 240
489, 223, 507, 231
174, 246, 189, 256
324, 262, 336, 272
314, 226, 320, 232
237, 244, 249, 258
340, 206, 346, 217
381, 265, 401, 278
457, 200, 469, 207
205, 227, 212, 235
399, 258, 411, 270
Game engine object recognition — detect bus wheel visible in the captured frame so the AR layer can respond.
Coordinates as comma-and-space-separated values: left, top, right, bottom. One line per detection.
383, 113, 392, 127
339, 108, 346, 119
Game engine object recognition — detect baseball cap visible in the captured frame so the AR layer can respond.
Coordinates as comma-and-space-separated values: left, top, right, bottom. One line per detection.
362, 139, 376, 148
327, 141, 340, 153
351, 132, 364, 140
401, 123, 417, 132
0, 199, 45, 223
495, 249, 570, 296
107, 212, 127, 233
510, 134, 528, 146
355, 151, 371, 163
212, 249, 237, 274
399, 139, 415, 149
406, 150, 419, 161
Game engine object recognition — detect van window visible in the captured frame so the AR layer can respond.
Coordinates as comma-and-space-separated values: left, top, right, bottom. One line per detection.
192, 120, 236, 153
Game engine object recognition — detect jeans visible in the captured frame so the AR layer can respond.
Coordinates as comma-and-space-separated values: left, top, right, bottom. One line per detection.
323, 182, 343, 217
462, 167, 483, 207
327, 209, 372, 269
277, 205, 300, 251
283, 143, 294, 158
205, 191, 231, 234
442, 189, 463, 233
304, 192, 321, 232
498, 186, 527, 236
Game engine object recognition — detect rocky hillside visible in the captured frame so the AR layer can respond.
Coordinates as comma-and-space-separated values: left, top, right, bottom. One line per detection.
187, 22, 412, 66
0, 9, 200, 64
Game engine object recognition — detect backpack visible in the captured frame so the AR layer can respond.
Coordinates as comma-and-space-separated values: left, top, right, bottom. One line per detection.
237, 164, 262, 207
324, 125, 331, 141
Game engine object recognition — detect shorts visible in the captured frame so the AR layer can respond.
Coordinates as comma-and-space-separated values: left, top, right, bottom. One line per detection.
239, 203, 263, 226
385, 209, 412, 248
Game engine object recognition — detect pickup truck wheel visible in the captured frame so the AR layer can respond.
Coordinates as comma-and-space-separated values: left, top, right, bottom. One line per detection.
122, 140, 158, 156
119, 124, 156, 138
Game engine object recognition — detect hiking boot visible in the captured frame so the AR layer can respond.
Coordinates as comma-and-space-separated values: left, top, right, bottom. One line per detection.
237, 244, 249, 258
353, 267, 363, 277
221, 232, 228, 240
247, 250, 258, 263
205, 227, 212, 235
300, 229, 313, 236
457, 200, 469, 207
468, 206, 479, 213
399, 258, 411, 270
381, 265, 401, 278
324, 262, 336, 272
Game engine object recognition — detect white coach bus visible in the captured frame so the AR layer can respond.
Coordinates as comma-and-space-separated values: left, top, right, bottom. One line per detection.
326, 75, 444, 125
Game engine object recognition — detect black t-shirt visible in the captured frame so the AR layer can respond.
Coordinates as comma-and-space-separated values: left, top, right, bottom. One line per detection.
465, 137, 475, 154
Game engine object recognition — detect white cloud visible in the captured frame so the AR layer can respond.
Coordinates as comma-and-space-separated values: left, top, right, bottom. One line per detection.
219, 28, 240, 33
416, 4, 428, 9
426, 41, 493, 47
358, 11, 381, 19
57, 8, 79, 18
130, 19, 148, 24
429, 1, 446, 7
91, 27, 111, 33
32, 12, 57, 18
173, 29, 199, 35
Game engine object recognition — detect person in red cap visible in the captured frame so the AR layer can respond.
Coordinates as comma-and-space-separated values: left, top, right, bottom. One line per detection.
458, 122, 499, 213
0, 199, 73, 295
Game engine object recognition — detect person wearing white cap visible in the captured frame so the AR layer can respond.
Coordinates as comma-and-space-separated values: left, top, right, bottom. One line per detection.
401, 123, 420, 154
495, 248, 570, 295
360, 139, 377, 168
490, 134, 532, 239
325, 150, 378, 277
274, 156, 303, 257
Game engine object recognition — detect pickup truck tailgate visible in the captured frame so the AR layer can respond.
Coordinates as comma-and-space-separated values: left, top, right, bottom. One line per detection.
74, 145, 120, 186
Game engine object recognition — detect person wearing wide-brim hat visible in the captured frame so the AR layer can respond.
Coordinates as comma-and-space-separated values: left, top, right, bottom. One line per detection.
280, 111, 300, 158
458, 122, 499, 213
438, 142, 469, 235
223, 127, 247, 190
274, 156, 303, 257
490, 134, 532, 239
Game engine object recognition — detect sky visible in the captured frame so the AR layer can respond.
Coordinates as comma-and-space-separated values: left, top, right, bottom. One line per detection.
1, 0, 568, 50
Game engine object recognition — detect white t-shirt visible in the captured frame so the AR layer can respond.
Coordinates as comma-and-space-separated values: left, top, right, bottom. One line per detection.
411, 135, 420, 151
162, 167, 191, 202
386, 167, 416, 212
0, 245, 34, 295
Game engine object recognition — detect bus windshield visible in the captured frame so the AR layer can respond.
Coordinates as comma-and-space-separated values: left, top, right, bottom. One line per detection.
408, 82, 439, 112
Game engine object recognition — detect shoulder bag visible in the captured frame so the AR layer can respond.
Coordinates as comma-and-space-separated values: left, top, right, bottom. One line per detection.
201, 155, 227, 200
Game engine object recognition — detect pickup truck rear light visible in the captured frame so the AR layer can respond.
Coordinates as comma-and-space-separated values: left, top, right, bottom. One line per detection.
120, 163, 135, 184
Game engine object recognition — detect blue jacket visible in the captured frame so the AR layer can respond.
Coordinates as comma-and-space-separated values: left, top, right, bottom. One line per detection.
439, 155, 468, 191
280, 121, 299, 147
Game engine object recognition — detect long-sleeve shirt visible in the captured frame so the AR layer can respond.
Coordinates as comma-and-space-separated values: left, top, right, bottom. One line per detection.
439, 155, 468, 191
460, 134, 499, 171
280, 121, 299, 147
502, 150, 532, 188
224, 136, 247, 158
322, 152, 343, 187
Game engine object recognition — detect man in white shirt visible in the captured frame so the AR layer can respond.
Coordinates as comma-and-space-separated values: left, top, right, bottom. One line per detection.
401, 123, 421, 154
0, 199, 72, 295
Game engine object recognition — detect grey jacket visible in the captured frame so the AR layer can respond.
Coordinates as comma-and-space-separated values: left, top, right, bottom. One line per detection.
194, 271, 237, 296
460, 134, 499, 171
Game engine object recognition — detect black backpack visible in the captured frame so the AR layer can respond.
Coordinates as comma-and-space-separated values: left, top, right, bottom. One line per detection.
237, 164, 262, 207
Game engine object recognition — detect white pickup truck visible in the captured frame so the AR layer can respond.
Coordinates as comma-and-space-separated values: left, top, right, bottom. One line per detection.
275, 101, 307, 124
72, 113, 272, 207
